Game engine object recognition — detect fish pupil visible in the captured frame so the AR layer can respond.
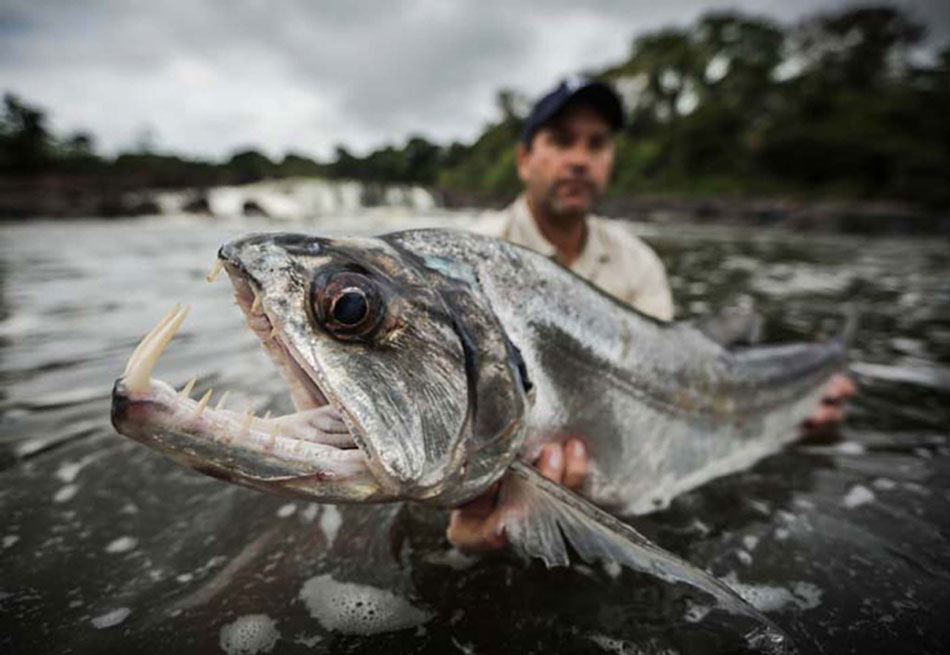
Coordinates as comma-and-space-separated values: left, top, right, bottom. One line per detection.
333, 292, 368, 325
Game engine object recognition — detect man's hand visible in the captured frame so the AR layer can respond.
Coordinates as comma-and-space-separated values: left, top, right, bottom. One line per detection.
802, 373, 857, 437
446, 438, 588, 553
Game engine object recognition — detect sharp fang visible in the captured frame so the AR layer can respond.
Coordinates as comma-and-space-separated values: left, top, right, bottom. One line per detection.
125, 305, 191, 394
179, 378, 197, 398
124, 304, 181, 377
251, 293, 262, 314
195, 389, 213, 416
215, 390, 231, 411
263, 410, 272, 420
206, 259, 224, 283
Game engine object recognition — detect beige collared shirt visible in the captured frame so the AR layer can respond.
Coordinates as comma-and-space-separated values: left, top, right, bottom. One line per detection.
473, 195, 674, 321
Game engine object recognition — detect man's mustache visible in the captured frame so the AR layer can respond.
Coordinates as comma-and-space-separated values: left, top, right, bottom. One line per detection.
553, 178, 596, 193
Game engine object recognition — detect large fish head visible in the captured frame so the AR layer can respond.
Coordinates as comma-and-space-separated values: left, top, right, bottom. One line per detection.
216, 232, 529, 505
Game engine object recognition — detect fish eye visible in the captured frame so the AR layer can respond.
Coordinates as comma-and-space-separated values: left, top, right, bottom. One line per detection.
331, 288, 368, 325
311, 270, 383, 340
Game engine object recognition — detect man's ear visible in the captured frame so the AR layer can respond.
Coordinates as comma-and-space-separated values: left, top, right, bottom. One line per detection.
515, 143, 529, 183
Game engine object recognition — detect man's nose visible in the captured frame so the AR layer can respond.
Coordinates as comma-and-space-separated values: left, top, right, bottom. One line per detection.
563, 143, 592, 171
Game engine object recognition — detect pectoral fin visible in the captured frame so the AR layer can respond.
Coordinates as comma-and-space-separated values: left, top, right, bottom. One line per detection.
499, 461, 793, 652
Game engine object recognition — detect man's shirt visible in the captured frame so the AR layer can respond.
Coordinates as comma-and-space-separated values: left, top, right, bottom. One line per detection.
473, 195, 674, 321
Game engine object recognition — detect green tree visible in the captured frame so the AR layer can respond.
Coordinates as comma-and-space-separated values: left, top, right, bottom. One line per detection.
0, 93, 53, 173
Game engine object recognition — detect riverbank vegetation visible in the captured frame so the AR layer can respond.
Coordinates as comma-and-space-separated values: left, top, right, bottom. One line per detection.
2, 5, 948, 217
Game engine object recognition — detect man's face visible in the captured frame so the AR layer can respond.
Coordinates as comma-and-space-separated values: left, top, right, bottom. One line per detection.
516, 103, 615, 224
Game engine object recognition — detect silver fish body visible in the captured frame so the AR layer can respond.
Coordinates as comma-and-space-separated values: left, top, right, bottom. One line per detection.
383, 229, 843, 513
111, 229, 845, 651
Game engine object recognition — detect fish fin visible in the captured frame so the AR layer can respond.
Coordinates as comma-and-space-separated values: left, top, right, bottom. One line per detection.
694, 300, 764, 348
500, 461, 792, 647
840, 303, 860, 346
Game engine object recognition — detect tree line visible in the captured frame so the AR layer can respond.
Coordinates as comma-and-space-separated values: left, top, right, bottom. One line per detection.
2, 5, 948, 209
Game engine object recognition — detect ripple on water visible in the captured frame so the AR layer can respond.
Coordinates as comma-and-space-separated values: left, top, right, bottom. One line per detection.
104, 536, 138, 553
91, 607, 131, 629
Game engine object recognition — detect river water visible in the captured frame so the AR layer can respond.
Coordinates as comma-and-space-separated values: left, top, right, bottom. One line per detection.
1, 213, 948, 655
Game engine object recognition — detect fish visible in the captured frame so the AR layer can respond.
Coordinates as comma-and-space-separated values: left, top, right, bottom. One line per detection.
111, 229, 848, 651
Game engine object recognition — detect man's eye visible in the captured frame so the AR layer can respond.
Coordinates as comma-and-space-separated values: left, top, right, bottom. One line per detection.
551, 132, 572, 148
589, 135, 608, 152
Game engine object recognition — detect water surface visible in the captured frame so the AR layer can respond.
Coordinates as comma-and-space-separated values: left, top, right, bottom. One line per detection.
1, 214, 948, 654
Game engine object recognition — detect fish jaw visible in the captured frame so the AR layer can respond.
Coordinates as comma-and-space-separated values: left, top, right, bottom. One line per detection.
217, 233, 481, 503
110, 304, 393, 503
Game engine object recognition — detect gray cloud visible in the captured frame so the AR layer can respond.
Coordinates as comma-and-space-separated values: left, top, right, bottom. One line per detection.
1, 0, 946, 160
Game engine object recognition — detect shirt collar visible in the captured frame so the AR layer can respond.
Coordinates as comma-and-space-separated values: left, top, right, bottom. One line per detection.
506, 195, 557, 258
508, 194, 610, 275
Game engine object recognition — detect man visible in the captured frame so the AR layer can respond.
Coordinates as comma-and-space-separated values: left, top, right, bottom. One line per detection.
448, 78, 855, 552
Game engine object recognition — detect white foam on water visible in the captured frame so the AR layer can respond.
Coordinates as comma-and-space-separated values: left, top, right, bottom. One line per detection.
790, 582, 823, 610
56, 462, 84, 483
843, 485, 875, 508
2, 535, 19, 549
177, 573, 194, 583
276, 503, 296, 518
91, 607, 131, 629
105, 536, 138, 553
736, 549, 753, 565
587, 634, 631, 654
774, 527, 790, 540
683, 600, 713, 623
293, 634, 322, 647
587, 634, 675, 655
723, 574, 823, 612
219, 614, 280, 655
726, 579, 797, 612
742, 535, 759, 551
834, 441, 865, 455
873, 477, 897, 491
300, 503, 319, 522
319, 506, 342, 545
53, 484, 79, 503
298, 574, 432, 635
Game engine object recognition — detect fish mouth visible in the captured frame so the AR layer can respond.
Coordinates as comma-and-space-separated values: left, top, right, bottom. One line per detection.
109, 262, 386, 502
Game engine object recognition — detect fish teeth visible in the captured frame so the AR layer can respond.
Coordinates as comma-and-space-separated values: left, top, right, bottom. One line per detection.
206, 259, 224, 283
179, 378, 197, 398
250, 293, 262, 314
215, 390, 230, 411
195, 389, 213, 416
124, 304, 191, 394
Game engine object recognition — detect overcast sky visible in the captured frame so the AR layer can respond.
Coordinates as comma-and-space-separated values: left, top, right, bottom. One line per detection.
1, 0, 947, 160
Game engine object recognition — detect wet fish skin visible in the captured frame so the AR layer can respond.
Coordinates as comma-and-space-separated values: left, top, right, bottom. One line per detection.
382, 229, 846, 514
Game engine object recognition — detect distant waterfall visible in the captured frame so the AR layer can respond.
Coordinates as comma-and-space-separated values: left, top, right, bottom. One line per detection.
154, 177, 439, 221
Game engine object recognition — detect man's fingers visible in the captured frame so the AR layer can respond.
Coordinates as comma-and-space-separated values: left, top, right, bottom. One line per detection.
453, 482, 500, 519
827, 373, 857, 400
563, 438, 587, 490
536, 443, 565, 482
447, 508, 508, 552
810, 403, 844, 426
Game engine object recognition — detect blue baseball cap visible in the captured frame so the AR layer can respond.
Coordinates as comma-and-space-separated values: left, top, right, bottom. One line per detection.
521, 76, 624, 145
